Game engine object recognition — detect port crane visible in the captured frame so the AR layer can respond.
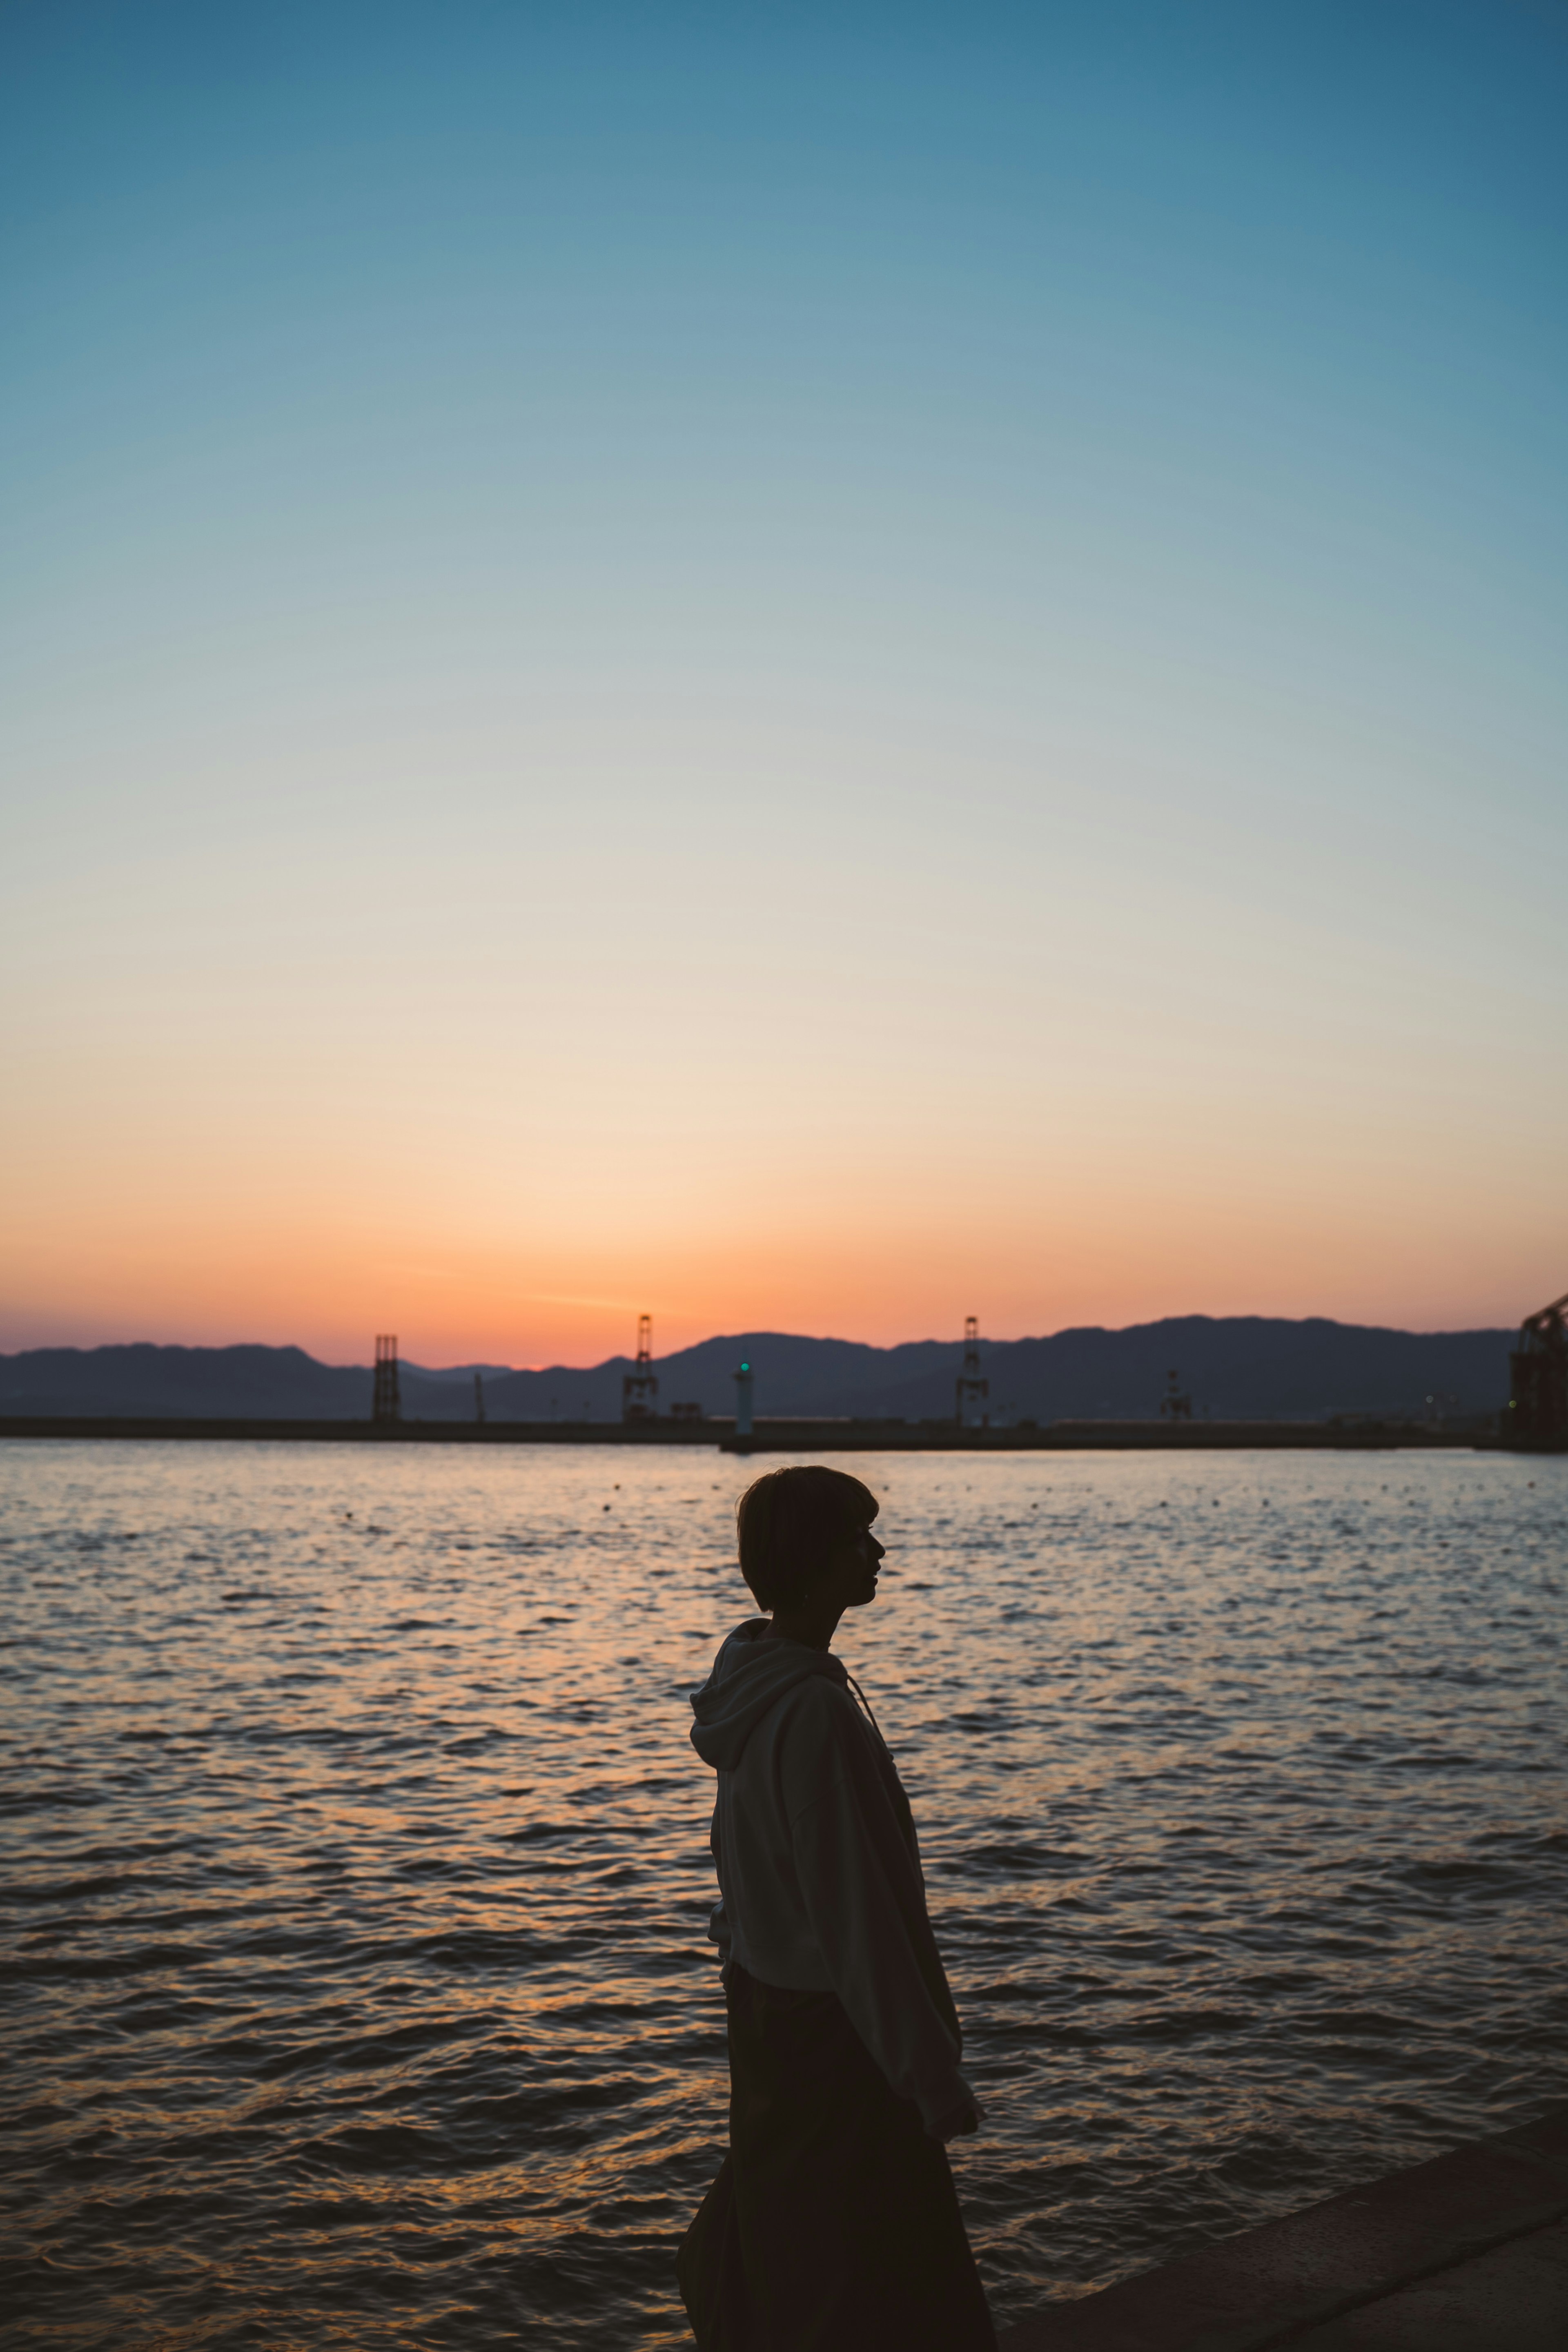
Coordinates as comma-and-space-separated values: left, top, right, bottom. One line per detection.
622, 1314, 659, 1422
1506, 1292, 1568, 1451
956, 1317, 989, 1429
372, 1334, 401, 1424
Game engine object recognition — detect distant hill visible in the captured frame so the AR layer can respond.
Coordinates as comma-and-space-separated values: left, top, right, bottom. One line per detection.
0, 1344, 372, 1420
0, 1318, 1514, 1423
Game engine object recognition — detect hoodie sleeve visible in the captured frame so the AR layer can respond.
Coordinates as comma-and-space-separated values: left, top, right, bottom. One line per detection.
782, 1688, 973, 2134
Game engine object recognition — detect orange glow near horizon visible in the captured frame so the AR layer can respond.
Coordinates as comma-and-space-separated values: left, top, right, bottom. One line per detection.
6, 753, 1558, 1369
4, 1139, 1548, 1366
4, 795, 1558, 1365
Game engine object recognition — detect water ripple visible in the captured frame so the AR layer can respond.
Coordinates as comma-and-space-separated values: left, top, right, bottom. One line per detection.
0, 1440, 1564, 2345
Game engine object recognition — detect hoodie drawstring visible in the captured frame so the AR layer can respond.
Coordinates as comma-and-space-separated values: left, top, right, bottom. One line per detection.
845, 1672, 885, 1745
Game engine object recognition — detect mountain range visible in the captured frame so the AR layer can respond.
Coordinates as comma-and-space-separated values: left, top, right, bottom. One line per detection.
0, 1317, 1514, 1424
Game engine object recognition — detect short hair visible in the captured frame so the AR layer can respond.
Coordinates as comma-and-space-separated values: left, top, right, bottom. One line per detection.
736, 1465, 880, 1610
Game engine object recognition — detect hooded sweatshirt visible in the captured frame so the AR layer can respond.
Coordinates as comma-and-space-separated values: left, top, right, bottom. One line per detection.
688, 1619, 974, 2136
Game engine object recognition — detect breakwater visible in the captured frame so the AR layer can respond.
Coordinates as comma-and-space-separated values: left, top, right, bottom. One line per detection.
0, 1413, 1492, 1450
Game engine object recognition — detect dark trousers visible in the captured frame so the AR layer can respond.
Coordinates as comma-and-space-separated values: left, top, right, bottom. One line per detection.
677, 1964, 996, 2352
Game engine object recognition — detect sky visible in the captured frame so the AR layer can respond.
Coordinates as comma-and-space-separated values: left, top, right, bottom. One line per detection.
3, 1, 1564, 1369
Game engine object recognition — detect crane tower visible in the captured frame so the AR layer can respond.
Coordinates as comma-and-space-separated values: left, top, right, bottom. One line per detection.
956, 1316, 989, 1429
372, 1335, 401, 1425
622, 1313, 659, 1422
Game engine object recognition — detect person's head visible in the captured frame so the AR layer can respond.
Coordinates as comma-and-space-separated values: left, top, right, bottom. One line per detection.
736, 1464, 882, 1616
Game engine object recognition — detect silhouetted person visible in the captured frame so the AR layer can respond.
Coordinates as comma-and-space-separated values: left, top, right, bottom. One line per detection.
677, 1465, 996, 2350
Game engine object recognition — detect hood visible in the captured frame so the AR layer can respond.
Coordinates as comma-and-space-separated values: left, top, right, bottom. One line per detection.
689, 1620, 849, 1770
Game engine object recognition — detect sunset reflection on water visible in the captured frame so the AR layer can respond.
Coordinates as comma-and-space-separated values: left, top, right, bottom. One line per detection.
3, 1440, 1564, 2347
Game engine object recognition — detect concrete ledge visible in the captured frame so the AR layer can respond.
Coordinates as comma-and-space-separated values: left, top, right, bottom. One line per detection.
1287, 2216, 1568, 2350
996, 2105, 1568, 2352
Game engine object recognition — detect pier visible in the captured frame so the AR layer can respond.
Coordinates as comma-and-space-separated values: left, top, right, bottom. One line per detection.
0, 1415, 1497, 1451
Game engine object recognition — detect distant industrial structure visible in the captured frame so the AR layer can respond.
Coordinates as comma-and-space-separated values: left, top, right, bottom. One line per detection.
622, 1315, 659, 1422
372, 1335, 400, 1424
1506, 1291, 1568, 1450
956, 1317, 989, 1428
312, 1291, 1567, 1453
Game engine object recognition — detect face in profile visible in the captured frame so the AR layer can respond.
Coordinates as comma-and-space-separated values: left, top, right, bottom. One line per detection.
822, 1519, 885, 1612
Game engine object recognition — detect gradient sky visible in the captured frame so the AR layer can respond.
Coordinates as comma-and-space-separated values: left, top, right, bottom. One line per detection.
3, 1, 1564, 1367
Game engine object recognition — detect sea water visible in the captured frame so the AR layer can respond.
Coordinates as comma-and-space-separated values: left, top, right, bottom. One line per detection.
2, 1440, 1564, 2346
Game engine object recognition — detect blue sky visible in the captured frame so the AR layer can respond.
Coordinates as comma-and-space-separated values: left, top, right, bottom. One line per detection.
3, 2, 1564, 1360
